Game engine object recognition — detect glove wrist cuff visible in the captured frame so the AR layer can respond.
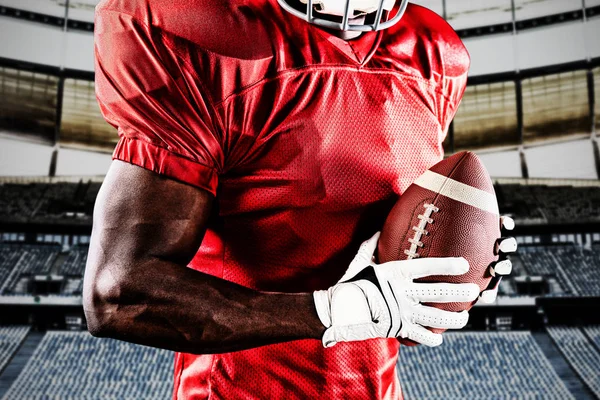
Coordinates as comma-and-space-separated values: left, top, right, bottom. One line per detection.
321, 327, 337, 348
314, 290, 339, 347
312, 290, 332, 328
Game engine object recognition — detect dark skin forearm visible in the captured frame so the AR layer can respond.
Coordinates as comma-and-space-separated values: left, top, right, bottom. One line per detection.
85, 256, 322, 354
83, 161, 325, 354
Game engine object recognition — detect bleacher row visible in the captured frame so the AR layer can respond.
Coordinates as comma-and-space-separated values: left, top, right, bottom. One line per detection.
547, 326, 600, 398
513, 245, 600, 296
1, 328, 599, 399
0, 181, 100, 225
398, 331, 573, 399
495, 184, 600, 225
0, 326, 29, 373
0, 243, 87, 296
2, 181, 600, 226
2, 242, 600, 297
1, 330, 172, 400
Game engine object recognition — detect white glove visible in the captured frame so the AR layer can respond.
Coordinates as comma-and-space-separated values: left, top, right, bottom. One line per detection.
313, 232, 480, 348
478, 215, 518, 304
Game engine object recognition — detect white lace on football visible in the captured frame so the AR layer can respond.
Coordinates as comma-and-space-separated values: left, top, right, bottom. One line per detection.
404, 203, 439, 260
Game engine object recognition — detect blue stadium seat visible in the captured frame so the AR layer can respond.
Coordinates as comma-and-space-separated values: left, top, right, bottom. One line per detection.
583, 326, 600, 350
0, 245, 23, 293
547, 326, 600, 398
0, 326, 29, 373
59, 245, 88, 277
397, 331, 574, 399
513, 245, 600, 296
3, 331, 172, 399
0, 244, 61, 294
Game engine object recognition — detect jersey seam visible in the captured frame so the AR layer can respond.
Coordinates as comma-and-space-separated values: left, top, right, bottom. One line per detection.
311, 25, 382, 66
115, 134, 218, 174
213, 64, 462, 109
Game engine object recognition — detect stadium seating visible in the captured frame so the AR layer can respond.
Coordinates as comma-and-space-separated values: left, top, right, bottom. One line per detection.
3, 181, 600, 226
547, 326, 600, 398
553, 247, 600, 296
3, 331, 172, 399
583, 326, 600, 350
397, 331, 574, 399
512, 245, 600, 296
0, 183, 47, 223
0, 181, 98, 225
2, 240, 599, 298
33, 182, 82, 224
0, 245, 23, 295
495, 184, 600, 225
0, 326, 29, 373
58, 245, 88, 295
59, 245, 88, 276
496, 184, 546, 224
17, 244, 60, 275
0, 244, 61, 294
514, 246, 575, 295
0, 330, 587, 399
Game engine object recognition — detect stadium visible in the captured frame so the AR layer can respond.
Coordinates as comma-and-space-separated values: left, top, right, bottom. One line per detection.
0, 0, 599, 399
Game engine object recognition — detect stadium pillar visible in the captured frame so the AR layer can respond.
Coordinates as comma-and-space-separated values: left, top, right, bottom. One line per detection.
49, 76, 63, 177
448, 121, 455, 155
515, 79, 524, 145
587, 69, 600, 179
48, 147, 58, 178
592, 140, 600, 180
588, 70, 595, 134
49, 0, 70, 178
515, 78, 529, 178
519, 149, 529, 179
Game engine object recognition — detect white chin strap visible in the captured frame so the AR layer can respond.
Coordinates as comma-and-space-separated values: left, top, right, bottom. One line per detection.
299, 0, 395, 17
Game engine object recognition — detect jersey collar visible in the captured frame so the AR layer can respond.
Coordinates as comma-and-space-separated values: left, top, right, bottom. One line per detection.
315, 28, 383, 66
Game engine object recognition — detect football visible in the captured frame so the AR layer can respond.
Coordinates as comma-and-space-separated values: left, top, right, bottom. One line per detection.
377, 151, 501, 345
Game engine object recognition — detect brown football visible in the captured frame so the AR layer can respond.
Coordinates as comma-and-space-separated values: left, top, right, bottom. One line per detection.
377, 151, 500, 345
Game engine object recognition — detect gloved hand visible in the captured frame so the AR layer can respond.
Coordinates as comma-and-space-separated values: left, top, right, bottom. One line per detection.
478, 216, 517, 304
313, 232, 480, 348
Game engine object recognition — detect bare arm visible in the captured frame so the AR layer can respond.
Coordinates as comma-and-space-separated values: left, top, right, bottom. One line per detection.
83, 160, 324, 354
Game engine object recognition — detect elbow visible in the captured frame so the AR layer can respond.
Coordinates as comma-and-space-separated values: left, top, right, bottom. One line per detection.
83, 268, 122, 338
84, 305, 111, 338
85, 313, 110, 338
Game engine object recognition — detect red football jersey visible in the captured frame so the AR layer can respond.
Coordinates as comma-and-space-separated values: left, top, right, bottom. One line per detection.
94, 0, 469, 398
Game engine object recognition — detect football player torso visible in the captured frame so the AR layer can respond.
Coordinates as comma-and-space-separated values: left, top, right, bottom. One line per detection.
94, 0, 469, 398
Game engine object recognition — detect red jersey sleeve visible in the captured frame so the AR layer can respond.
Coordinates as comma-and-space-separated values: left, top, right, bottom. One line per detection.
94, 8, 223, 195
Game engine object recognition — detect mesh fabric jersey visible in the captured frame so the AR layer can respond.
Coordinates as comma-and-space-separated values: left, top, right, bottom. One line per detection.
94, 0, 470, 398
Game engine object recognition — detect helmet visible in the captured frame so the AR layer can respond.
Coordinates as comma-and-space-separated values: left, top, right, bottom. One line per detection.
277, 0, 409, 31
